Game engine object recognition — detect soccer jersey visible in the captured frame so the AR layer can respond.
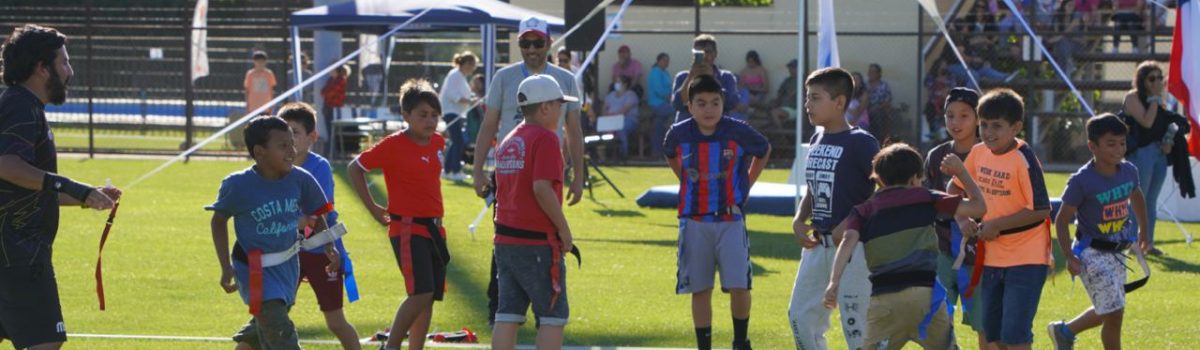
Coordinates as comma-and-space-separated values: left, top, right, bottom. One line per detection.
663, 117, 769, 221
0, 85, 58, 267
805, 128, 880, 231
207, 166, 331, 305
494, 123, 564, 237
953, 139, 1052, 267
1061, 161, 1140, 245
357, 132, 445, 221
845, 187, 962, 295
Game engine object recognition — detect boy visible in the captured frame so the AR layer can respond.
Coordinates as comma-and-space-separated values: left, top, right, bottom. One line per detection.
823, 143, 987, 349
245, 50, 277, 115
663, 74, 771, 350
348, 79, 447, 350
208, 116, 341, 350
491, 75, 579, 350
788, 67, 878, 350
277, 102, 361, 350
949, 89, 1053, 350
1047, 113, 1149, 350
924, 87, 991, 349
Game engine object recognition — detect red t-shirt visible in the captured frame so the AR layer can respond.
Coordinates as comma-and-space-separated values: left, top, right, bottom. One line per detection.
357, 132, 444, 220
494, 123, 563, 240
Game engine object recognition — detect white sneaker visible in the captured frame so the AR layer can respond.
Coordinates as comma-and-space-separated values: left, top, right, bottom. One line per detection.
447, 172, 468, 182
441, 172, 455, 180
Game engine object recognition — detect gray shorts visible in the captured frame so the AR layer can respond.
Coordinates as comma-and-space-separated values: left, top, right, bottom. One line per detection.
494, 244, 569, 327
231, 300, 299, 350
676, 219, 752, 294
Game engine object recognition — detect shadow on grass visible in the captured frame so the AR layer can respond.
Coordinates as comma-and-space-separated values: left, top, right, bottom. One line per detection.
593, 209, 646, 218
1148, 254, 1200, 273
577, 229, 801, 262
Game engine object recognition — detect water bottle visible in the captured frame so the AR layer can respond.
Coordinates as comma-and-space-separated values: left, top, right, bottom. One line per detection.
1163, 122, 1179, 146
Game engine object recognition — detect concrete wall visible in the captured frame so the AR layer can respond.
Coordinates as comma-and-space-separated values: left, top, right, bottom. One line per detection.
508, 0, 941, 139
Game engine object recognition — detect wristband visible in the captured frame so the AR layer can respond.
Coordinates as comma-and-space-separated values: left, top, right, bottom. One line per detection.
44, 173, 93, 202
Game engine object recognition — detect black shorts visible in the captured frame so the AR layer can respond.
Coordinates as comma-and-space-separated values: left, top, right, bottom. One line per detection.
390, 235, 446, 301
0, 263, 66, 348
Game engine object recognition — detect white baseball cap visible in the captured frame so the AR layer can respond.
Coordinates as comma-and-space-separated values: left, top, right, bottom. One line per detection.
517, 75, 578, 106
519, 16, 549, 39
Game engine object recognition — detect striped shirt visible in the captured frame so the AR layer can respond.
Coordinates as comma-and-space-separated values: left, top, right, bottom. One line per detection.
846, 187, 962, 296
664, 117, 769, 222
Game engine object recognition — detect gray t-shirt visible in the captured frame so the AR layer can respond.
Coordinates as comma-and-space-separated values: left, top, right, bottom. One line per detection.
486, 61, 581, 140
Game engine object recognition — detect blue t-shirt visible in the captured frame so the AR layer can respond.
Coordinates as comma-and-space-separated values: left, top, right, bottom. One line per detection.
207, 166, 330, 306
805, 128, 880, 231
664, 117, 769, 221
648, 66, 673, 107
1062, 161, 1140, 246
299, 151, 346, 254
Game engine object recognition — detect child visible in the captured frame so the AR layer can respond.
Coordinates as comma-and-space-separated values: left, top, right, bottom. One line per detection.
924, 87, 991, 349
208, 116, 340, 350
321, 65, 350, 150
490, 75, 579, 350
277, 102, 362, 350
663, 74, 771, 350
347, 79, 447, 350
244, 51, 277, 115
949, 88, 1053, 350
788, 67, 879, 350
1047, 113, 1149, 350
824, 143, 986, 349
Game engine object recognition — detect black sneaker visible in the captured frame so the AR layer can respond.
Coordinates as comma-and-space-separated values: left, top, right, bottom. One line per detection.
732, 339, 753, 350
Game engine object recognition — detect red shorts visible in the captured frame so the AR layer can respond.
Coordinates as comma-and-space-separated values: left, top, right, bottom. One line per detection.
298, 251, 344, 312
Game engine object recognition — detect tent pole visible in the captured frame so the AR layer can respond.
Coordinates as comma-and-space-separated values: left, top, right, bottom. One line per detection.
291, 26, 302, 101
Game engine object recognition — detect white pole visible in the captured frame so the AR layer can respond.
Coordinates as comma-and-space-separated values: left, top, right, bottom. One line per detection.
793, 0, 808, 202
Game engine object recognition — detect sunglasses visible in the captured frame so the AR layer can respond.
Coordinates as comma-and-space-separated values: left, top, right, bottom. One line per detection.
519, 39, 546, 49
1148, 75, 1163, 82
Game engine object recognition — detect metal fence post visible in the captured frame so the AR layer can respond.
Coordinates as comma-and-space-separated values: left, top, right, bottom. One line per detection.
184, 1, 195, 160
86, 0, 95, 158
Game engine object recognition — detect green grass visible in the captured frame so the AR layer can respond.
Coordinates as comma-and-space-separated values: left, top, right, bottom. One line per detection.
40, 159, 1200, 349
51, 126, 240, 152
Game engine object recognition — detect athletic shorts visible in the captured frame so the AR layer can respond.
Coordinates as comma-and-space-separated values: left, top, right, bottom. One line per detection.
390, 235, 446, 301
1079, 247, 1127, 315
676, 219, 752, 294
0, 263, 67, 349
298, 251, 344, 312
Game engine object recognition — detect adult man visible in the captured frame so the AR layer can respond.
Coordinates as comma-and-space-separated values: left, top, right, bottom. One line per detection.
470, 15, 586, 325
0, 24, 121, 350
671, 34, 739, 123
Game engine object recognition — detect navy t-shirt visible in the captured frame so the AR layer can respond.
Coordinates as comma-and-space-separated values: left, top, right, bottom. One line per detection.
664, 117, 769, 221
805, 128, 879, 231
0, 86, 59, 267
1062, 161, 1140, 245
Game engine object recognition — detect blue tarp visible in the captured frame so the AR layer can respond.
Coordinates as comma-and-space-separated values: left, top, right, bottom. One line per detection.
290, 0, 566, 33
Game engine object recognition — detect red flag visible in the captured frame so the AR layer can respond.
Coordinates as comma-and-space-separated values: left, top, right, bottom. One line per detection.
1168, 0, 1200, 160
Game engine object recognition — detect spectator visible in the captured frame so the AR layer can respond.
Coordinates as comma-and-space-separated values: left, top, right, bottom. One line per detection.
1048, 2, 1086, 75
439, 51, 479, 181
464, 73, 486, 163
1112, 0, 1145, 53
648, 52, 673, 157
1123, 61, 1172, 256
739, 50, 770, 109
769, 59, 799, 131
924, 62, 953, 139
846, 71, 870, 130
557, 47, 576, 72
865, 63, 894, 142
672, 34, 740, 122
603, 75, 640, 160
321, 65, 349, 129
362, 63, 384, 106
287, 52, 314, 103
1032, 0, 1057, 29
245, 50, 277, 115
948, 45, 1017, 84
611, 45, 644, 97
1074, 0, 1101, 28
730, 86, 751, 121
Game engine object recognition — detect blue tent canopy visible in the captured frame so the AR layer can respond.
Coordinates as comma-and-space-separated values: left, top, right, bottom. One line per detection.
289, 0, 566, 34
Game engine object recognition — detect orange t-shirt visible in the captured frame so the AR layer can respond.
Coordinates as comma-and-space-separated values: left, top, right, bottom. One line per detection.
954, 139, 1053, 267
244, 68, 277, 114
356, 132, 445, 220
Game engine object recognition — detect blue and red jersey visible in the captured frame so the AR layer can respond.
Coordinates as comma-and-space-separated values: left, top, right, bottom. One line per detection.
664, 117, 769, 222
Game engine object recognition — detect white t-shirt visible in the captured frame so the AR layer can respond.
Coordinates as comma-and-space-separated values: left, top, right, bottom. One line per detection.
439, 68, 473, 116
485, 61, 581, 140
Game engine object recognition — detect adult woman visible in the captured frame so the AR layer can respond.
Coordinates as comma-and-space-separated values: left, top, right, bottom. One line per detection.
866, 63, 894, 142
846, 71, 870, 130
603, 75, 640, 160
739, 50, 770, 109
438, 51, 478, 181
1123, 60, 1171, 255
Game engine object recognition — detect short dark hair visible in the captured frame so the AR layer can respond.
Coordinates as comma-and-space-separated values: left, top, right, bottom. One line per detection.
977, 88, 1025, 124
520, 102, 545, 118
1, 24, 67, 86
276, 102, 317, 134
805, 67, 854, 110
252, 50, 268, 60
1086, 113, 1129, 143
399, 78, 441, 114
872, 143, 925, 187
687, 74, 723, 102
656, 52, 669, 62
244, 116, 291, 158
693, 34, 717, 50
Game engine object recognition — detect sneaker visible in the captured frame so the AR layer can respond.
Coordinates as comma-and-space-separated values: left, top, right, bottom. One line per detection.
447, 172, 469, 182
732, 339, 753, 350
1048, 321, 1075, 350
440, 172, 454, 180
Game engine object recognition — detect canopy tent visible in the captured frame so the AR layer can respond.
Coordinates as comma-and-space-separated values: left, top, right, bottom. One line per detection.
288, 0, 567, 104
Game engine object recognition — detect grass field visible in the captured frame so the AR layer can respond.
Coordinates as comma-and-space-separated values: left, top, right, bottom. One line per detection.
35, 157, 1200, 349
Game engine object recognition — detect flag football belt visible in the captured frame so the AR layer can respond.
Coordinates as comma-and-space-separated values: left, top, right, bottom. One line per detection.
495, 223, 582, 309
234, 222, 349, 315
682, 205, 743, 219
389, 214, 451, 265
1089, 239, 1133, 252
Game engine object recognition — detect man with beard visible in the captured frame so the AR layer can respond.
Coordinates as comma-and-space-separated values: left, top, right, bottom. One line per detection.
471, 16, 586, 325
0, 24, 121, 350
